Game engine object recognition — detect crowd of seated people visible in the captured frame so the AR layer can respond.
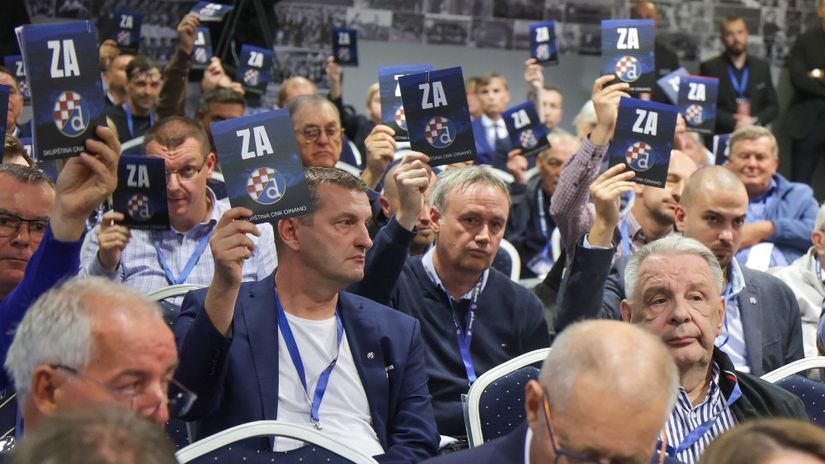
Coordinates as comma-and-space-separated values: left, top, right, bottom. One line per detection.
1, 1, 825, 463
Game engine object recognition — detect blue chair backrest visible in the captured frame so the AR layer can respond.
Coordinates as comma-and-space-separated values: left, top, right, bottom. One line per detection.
186, 438, 358, 464
491, 247, 513, 279
477, 366, 540, 440
166, 418, 191, 450
776, 374, 825, 427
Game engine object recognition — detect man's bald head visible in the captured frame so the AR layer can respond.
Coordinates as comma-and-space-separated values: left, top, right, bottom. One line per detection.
631, 1, 659, 23
680, 166, 747, 210
277, 76, 318, 108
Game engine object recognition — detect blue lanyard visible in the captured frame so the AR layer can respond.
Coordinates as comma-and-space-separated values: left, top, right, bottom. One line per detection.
123, 103, 155, 139
664, 380, 742, 456
276, 291, 344, 429
535, 190, 553, 261
153, 228, 213, 285
726, 65, 749, 99
619, 216, 631, 256
716, 283, 734, 349
447, 283, 482, 385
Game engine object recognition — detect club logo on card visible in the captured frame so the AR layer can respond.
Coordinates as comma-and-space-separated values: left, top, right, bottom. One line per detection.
535, 43, 551, 61
244, 69, 260, 86
117, 30, 130, 45
685, 104, 704, 125
336, 47, 351, 62
127, 193, 152, 221
625, 141, 654, 172
519, 129, 538, 149
394, 104, 407, 130
614, 55, 639, 82
424, 116, 455, 149
194, 47, 207, 64
52, 90, 89, 137
247, 167, 286, 205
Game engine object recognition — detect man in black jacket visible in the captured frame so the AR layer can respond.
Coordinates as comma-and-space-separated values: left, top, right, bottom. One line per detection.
699, 16, 778, 135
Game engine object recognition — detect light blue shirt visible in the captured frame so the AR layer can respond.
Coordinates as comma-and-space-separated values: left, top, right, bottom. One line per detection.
736, 179, 787, 267
716, 259, 750, 373
421, 247, 489, 299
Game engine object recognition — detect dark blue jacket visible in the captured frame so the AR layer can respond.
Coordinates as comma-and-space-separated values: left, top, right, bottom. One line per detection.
173, 275, 439, 463
506, 175, 556, 279
471, 117, 512, 170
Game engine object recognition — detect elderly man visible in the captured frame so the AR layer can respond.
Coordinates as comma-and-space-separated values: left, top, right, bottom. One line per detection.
619, 235, 806, 463
174, 166, 439, 461
6, 277, 182, 429
700, 17, 778, 134
353, 164, 550, 438
551, 76, 698, 261
557, 165, 804, 376
769, 203, 825, 357
471, 74, 512, 169
725, 126, 818, 267
79, 117, 276, 303
425, 320, 679, 464
0, 126, 119, 391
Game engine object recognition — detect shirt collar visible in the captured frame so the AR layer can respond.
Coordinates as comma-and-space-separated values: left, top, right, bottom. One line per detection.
169, 187, 220, 236
524, 427, 532, 464
676, 363, 723, 411
749, 177, 777, 204
421, 247, 489, 300
727, 257, 747, 298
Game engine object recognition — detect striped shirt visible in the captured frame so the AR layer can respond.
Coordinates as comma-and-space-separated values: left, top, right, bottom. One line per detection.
663, 364, 738, 464
79, 189, 277, 304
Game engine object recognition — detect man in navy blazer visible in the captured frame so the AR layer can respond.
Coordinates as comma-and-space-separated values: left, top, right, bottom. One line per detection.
470, 74, 512, 170
174, 167, 439, 462
556, 166, 803, 376
424, 320, 680, 464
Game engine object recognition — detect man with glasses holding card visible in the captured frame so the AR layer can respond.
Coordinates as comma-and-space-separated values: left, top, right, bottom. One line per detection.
79, 116, 276, 305
424, 320, 680, 464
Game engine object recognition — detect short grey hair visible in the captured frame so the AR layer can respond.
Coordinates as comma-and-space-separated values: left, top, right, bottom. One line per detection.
542, 320, 679, 416
0, 163, 54, 187
729, 125, 778, 159
815, 202, 825, 232
430, 165, 510, 213
5, 277, 163, 401
625, 235, 725, 305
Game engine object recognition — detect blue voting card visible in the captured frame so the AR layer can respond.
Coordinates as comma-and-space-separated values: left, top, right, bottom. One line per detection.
3, 55, 30, 105
236, 44, 273, 94
17, 21, 106, 160
398, 67, 476, 167
502, 101, 549, 157
677, 75, 719, 135
113, 155, 170, 230
529, 21, 558, 65
656, 67, 687, 104
713, 133, 731, 165
211, 109, 312, 224
36, 156, 59, 182
112, 9, 143, 54
601, 19, 655, 94
332, 27, 358, 66
0, 85, 8, 156
192, 26, 213, 70
18, 136, 32, 159
379, 64, 433, 143
191, 2, 234, 22
607, 97, 678, 189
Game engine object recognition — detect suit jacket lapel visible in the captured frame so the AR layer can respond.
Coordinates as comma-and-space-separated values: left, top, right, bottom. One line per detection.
737, 278, 763, 374
239, 277, 279, 424
339, 293, 390, 446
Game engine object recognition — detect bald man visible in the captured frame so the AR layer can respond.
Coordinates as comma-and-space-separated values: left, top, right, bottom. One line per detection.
557, 165, 804, 375
277, 76, 317, 108
425, 320, 680, 464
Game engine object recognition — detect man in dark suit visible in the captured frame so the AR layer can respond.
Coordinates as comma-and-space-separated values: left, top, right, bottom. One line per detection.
173, 167, 439, 462
785, 1, 825, 185
424, 320, 680, 464
471, 74, 512, 170
699, 16, 778, 135
556, 166, 804, 376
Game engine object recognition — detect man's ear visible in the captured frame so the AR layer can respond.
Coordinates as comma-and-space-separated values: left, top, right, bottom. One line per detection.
30, 366, 62, 417
277, 218, 301, 252
524, 379, 544, 432
715, 296, 726, 336
379, 196, 391, 219
205, 152, 217, 177
430, 206, 442, 234
674, 204, 687, 233
619, 299, 632, 322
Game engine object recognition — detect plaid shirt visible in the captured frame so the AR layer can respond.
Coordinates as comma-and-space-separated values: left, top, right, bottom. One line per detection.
79, 190, 277, 303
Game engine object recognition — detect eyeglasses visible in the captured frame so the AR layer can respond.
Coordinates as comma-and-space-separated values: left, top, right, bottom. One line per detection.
296, 125, 341, 144
0, 212, 48, 240
165, 160, 207, 183
542, 391, 665, 464
51, 364, 197, 419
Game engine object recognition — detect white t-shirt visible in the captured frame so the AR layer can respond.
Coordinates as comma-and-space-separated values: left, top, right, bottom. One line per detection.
275, 312, 384, 456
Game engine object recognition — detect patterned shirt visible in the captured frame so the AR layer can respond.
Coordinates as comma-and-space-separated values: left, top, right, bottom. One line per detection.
79, 189, 277, 303
663, 364, 738, 464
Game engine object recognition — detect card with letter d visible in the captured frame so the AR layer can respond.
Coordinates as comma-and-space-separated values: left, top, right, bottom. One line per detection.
678, 75, 718, 135
502, 101, 549, 157
332, 27, 358, 66
113, 156, 169, 230
398, 66, 476, 166
379, 64, 432, 143
211, 109, 312, 224
529, 21, 558, 65
601, 19, 655, 93
607, 97, 678, 188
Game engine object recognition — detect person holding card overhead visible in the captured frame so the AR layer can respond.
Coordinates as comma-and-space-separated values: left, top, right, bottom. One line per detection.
174, 166, 439, 462
79, 117, 276, 305
699, 16, 778, 134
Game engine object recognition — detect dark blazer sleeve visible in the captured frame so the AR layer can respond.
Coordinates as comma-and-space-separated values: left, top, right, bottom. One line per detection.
788, 32, 825, 100
505, 182, 529, 247
378, 319, 440, 463
349, 217, 415, 306
554, 237, 620, 333
753, 60, 779, 126
173, 288, 233, 420
700, 58, 736, 134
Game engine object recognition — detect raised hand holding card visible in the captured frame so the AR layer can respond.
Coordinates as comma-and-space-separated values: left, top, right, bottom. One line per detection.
191, 2, 234, 22
236, 44, 274, 94
530, 21, 558, 65
192, 26, 213, 70
332, 27, 358, 66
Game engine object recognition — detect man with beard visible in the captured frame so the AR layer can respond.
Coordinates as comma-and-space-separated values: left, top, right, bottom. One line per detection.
700, 16, 778, 134
555, 165, 804, 376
